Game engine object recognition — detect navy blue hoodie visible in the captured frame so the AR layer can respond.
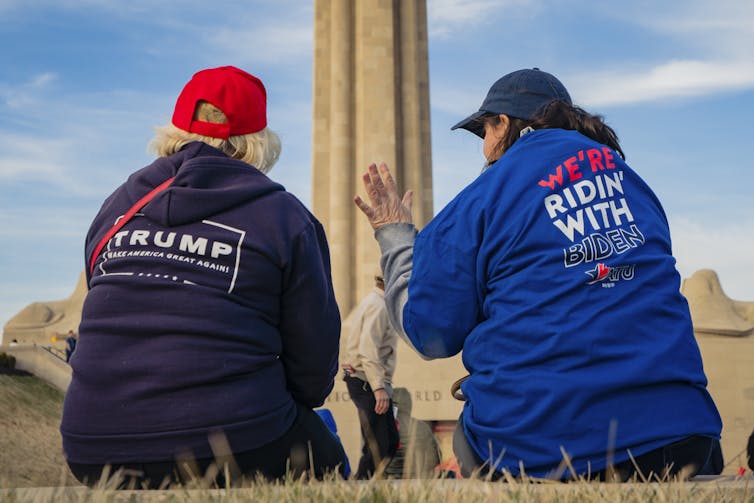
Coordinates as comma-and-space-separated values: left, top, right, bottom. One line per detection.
61, 142, 340, 464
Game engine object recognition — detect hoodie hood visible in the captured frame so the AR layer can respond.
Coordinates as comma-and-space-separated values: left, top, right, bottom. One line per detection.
126, 142, 284, 226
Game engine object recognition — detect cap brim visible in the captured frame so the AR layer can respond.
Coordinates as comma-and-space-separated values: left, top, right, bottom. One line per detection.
451, 110, 487, 138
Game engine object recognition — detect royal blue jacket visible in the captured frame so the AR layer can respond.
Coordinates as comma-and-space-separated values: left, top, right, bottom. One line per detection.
401, 129, 721, 477
61, 142, 340, 464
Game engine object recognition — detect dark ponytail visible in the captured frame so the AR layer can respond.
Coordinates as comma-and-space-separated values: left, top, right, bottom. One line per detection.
484, 100, 625, 163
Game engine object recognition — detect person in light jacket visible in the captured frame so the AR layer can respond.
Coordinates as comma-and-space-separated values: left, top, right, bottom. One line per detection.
341, 274, 399, 478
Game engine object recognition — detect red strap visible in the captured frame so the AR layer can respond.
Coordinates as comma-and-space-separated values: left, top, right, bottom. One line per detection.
89, 177, 176, 274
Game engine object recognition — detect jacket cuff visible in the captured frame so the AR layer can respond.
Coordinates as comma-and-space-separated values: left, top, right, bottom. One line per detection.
375, 223, 417, 254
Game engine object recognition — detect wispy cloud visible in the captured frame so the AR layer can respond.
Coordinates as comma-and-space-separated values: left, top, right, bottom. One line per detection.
427, 0, 535, 38
428, 0, 754, 107
208, 22, 313, 66
632, 0, 754, 59
0, 83, 163, 195
670, 217, 754, 302
0, 0, 18, 12
0, 72, 57, 109
0, 0, 313, 66
0, 0, 225, 18
0, 138, 75, 186
0, 206, 92, 239
570, 59, 754, 108
571, 0, 754, 107
429, 84, 485, 118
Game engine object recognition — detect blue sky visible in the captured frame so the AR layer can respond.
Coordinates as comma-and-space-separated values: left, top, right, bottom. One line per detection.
1, 0, 753, 328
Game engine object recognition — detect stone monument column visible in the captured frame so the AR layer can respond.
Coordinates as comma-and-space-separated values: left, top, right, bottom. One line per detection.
312, 0, 433, 314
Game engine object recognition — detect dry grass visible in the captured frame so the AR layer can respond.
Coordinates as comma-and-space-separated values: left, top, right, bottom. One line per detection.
0, 476, 752, 503
1, 374, 751, 502
0, 374, 78, 487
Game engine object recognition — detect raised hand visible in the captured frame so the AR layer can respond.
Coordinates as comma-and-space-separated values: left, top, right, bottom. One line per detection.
354, 162, 413, 230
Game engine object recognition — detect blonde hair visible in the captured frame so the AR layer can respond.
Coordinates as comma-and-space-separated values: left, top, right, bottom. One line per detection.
148, 101, 281, 174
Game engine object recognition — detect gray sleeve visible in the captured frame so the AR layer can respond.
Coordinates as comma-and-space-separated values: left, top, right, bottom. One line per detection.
374, 222, 432, 360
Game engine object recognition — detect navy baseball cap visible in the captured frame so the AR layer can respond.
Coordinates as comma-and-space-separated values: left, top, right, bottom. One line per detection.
451, 68, 572, 138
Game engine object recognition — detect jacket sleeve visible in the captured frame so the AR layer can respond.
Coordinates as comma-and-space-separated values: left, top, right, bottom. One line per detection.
356, 298, 390, 391
376, 221, 481, 360
374, 223, 430, 359
279, 219, 341, 408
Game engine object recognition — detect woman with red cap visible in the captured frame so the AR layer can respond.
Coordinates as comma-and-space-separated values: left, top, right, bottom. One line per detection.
61, 66, 346, 487
355, 68, 723, 481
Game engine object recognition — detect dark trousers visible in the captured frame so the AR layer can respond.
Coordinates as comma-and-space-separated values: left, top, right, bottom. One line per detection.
67, 402, 348, 489
344, 376, 399, 479
453, 421, 723, 481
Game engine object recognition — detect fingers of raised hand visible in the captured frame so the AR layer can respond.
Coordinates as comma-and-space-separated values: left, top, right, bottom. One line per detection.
402, 190, 413, 210
378, 162, 397, 193
354, 195, 374, 219
355, 162, 414, 230
367, 163, 385, 197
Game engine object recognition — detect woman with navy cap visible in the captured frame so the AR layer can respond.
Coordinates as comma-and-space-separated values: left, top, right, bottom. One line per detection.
355, 68, 722, 480
61, 66, 346, 487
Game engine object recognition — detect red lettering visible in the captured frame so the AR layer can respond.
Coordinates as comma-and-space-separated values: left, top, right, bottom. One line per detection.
538, 165, 564, 190
587, 149, 604, 172
564, 156, 582, 181
602, 147, 616, 169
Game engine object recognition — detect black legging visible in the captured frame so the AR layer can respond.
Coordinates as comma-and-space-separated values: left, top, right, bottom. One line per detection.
452, 421, 723, 481
67, 402, 348, 489
344, 376, 399, 479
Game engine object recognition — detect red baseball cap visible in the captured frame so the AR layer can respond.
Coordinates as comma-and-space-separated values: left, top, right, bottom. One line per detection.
172, 66, 268, 139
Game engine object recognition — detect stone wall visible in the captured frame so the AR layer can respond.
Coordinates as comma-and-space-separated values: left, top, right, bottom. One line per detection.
1, 344, 72, 392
